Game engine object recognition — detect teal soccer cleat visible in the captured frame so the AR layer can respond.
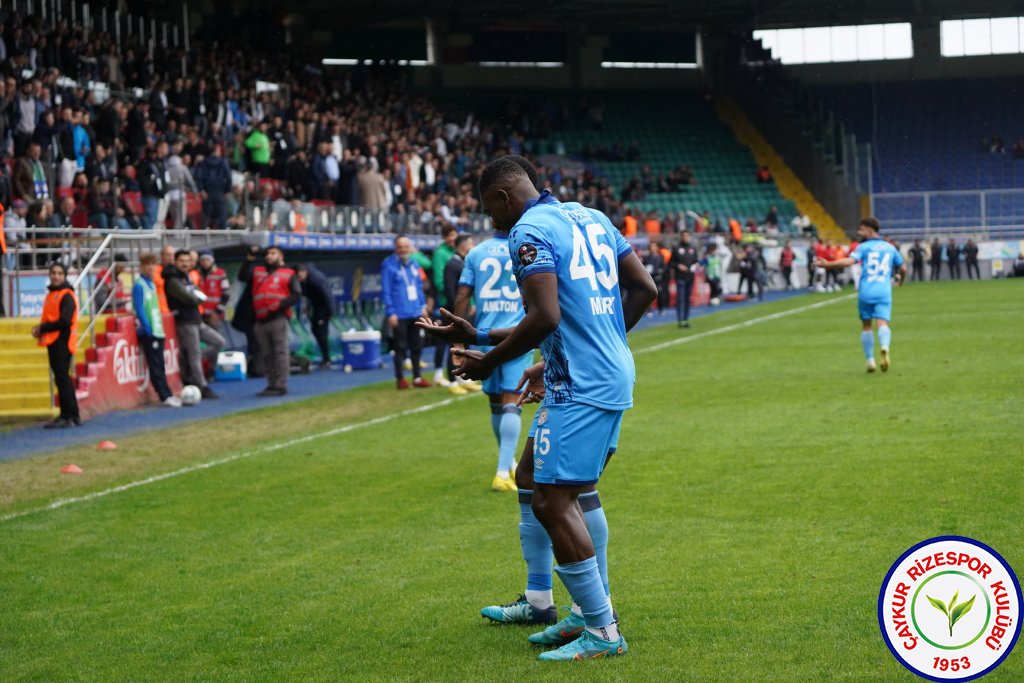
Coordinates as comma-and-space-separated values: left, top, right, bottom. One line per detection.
527, 610, 586, 646
537, 629, 628, 661
480, 595, 557, 625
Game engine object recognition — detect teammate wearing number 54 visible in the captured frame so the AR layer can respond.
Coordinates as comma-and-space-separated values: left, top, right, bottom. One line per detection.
418, 156, 657, 662
816, 217, 906, 373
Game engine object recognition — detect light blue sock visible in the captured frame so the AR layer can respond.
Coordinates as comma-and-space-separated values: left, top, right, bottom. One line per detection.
555, 556, 613, 628
861, 330, 875, 360
498, 405, 521, 474
878, 325, 892, 350
579, 491, 610, 596
518, 490, 553, 592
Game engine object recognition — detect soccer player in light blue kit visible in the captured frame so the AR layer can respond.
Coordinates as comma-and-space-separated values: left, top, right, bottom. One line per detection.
817, 217, 907, 373
419, 156, 657, 661
453, 228, 533, 492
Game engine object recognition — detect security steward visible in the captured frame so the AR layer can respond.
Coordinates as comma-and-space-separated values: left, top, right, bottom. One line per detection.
240, 246, 300, 396
32, 262, 81, 427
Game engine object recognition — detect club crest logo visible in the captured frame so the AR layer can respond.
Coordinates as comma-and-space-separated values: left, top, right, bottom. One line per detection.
537, 408, 548, 425
518, 244, 538, 266
879, 536, 1021, 681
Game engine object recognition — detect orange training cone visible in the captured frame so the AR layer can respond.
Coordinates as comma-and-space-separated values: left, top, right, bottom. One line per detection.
96, 440, 118, 451
61, 464, 83, 474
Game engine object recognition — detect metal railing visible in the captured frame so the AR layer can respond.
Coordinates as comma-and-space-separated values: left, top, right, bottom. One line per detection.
870, 189, 1024, 240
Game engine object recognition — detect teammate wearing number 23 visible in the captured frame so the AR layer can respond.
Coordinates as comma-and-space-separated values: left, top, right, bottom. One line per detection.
816, 217, 907, 373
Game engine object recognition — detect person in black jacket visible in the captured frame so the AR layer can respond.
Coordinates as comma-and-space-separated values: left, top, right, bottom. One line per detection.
641, 242, 667, 315
946, 238, 961, 280
669, 231, 699, 328
296, 262, 336, 367
964, 239, 980, 280
164, 250, 221, 399
138, 142, 168, 230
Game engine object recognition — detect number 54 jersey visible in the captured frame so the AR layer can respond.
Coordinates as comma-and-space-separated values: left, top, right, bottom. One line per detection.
509, 191, 636, 410
850, 238, 905, 304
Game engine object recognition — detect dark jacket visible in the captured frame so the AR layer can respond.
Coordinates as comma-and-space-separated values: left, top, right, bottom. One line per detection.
443, 254, 465, 313
300, 263, 335, 318
163, 263, 202, 325
670, 243, 699, 282
139, 157, 167, 198
194, 155, 232, 195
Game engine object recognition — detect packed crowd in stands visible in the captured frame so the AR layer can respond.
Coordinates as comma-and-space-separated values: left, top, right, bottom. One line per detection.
0, 6, 799, 253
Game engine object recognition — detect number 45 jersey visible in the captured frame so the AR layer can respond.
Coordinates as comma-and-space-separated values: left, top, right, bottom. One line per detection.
850, 238, 905, 304
509, 191, 636, 410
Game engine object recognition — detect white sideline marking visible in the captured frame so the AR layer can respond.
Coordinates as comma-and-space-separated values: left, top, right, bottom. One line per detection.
0, 398, 463, 524
2, 294, 854, 525
634, 294, 855, 356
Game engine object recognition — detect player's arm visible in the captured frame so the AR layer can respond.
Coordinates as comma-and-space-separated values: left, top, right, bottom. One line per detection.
453, 273, 559, 379
452, 284, 473, 319
895, 260, 907, 286
618, 250, 658, 332
815, 256, 856, 270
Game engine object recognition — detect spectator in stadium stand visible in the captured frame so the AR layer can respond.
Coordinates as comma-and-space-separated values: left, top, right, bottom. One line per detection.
194, 144, 232, 229
357, 158, 389, 209
196, 250, 231, 334
296, 262, 336, 369
20, 141, 49, 200
53, 195, 74, 227
139, 143, 168, 230
133, 253, 181, 408
756, 165, 772, 183
964, 239, 980, 280
85, 143, 117, 184
4, 198, 27, 269
0, 202, 5, 317
763, 204, 779, 230
908, 239, 927, 282
946, 238, 961, 280
31, 261, 80, 427
930, 237, 943, 281
431, 224, 458, 385
164, 249, 221, 400
670, 231, 699, 328
779, 240, 796, 289
244, 122, 272, 178
382, 235, 430, 389
166, 152, 198, 229
86, 177, 119, 229
622, 208, 638, 237
641, 241, 668, 316
239, 246, 301, 397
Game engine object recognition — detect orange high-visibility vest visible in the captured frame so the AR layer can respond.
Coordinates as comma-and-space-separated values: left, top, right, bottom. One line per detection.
154, 264, 170, 313
38, 287, 79, 355
623, 215, 638, 237
644, 218, 661, 235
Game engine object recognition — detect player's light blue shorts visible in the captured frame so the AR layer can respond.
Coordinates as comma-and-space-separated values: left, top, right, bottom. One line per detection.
476, 347, 534, 395
858, 299, 892, 322
527, 402, 623, 486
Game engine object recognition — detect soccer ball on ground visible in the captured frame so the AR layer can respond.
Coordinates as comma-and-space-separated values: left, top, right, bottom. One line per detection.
180, 385, 203, 406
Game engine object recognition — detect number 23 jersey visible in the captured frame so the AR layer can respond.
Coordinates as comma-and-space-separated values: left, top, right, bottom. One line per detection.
509, 191, 635, 410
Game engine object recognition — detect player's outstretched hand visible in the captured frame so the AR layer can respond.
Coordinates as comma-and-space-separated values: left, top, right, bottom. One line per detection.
451, 347, 492, 381
515, 361, 546, 407
414, 308, 475, 344
813, 258, 828, 269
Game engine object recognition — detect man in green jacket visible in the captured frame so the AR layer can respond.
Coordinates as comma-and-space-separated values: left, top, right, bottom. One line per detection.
245, 122, 271, 178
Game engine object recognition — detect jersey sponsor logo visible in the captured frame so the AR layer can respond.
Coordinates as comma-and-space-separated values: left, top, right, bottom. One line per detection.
878, 536, 1021, 681
518, 244, 538, 266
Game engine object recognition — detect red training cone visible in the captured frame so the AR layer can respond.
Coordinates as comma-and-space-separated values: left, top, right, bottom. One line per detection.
61, 464, 83, 474
96, 440, 118, 451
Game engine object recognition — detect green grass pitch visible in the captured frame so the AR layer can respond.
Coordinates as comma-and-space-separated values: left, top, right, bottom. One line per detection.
1, 280, 1022, 681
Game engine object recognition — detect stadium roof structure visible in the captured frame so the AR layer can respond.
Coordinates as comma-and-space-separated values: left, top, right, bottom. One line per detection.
295, 0, 1024, 31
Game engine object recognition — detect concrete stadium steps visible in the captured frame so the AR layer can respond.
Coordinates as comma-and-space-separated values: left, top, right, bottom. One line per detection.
0, 317, 99, 417
715, 97, 846, 242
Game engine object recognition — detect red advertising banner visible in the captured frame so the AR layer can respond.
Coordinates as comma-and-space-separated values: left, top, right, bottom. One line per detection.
75, 314, 184, 419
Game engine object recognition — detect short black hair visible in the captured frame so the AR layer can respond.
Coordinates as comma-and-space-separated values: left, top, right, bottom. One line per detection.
478, 155, 537, 199
455, 233, 473, 249
860, 217, 881, 233
174, 249, 190, 260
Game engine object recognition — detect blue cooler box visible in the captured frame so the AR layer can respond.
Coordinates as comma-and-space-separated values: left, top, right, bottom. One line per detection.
214, 351, 248, 381
342, 331, 382, 370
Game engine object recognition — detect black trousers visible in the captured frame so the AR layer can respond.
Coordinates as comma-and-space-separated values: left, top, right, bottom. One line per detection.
675, 278, 694, 322
391, 318, 423, 379
948, 261, 961, 280
48, 341, 80, 421
966, 260, 980, 279
930, 261, 942, 281
782, 265, 793, 288
139, 333, 172, 401
911, 262, 924, 281
311, 313, 331, 363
